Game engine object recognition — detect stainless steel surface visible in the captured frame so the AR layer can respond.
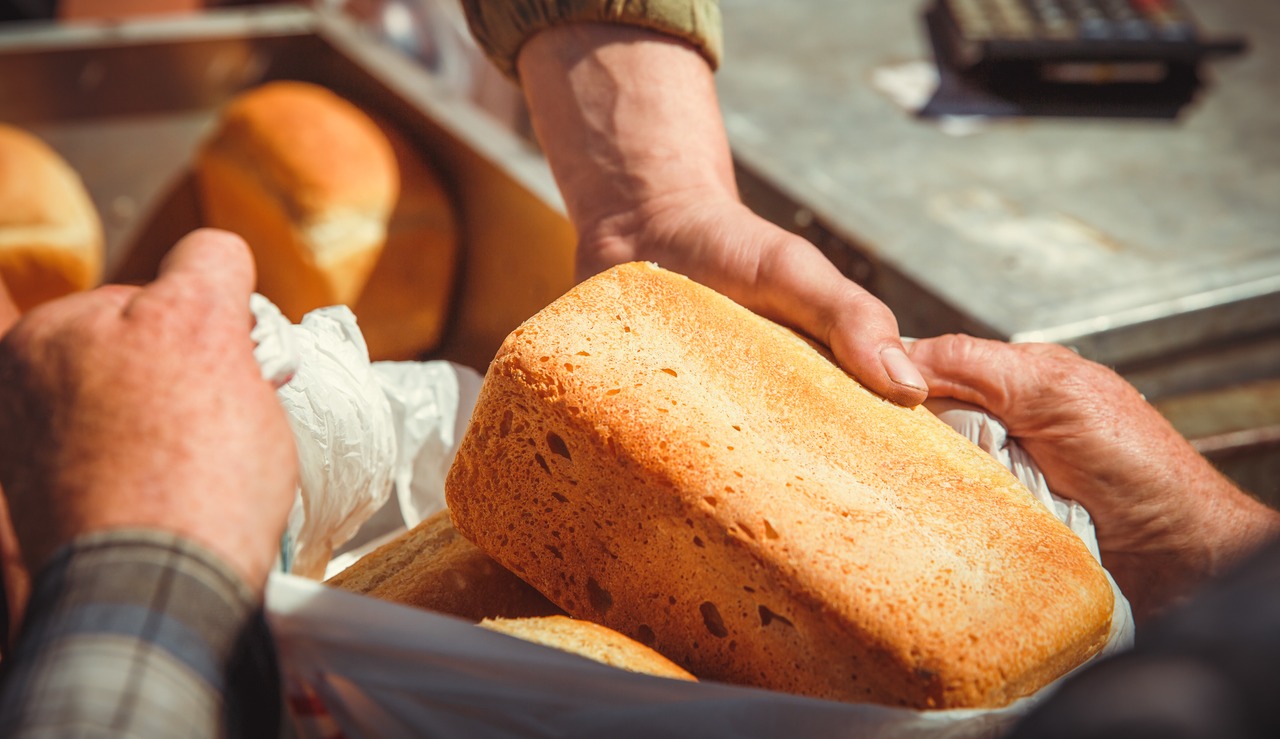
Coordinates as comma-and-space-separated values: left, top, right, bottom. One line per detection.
718, 0, 1280, 393
0, 5, 576, 369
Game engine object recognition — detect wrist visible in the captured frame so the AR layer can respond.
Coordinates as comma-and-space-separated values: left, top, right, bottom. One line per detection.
1202, 486, 1280, 574
18, 491, 281, 595
1133, 478, 1280, 622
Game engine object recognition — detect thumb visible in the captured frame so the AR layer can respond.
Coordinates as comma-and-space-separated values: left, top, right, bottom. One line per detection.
147, 228, 256, 319
747, 236, 928, 407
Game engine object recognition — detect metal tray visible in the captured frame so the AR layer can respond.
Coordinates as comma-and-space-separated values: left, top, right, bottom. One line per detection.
0, 4, 576, 370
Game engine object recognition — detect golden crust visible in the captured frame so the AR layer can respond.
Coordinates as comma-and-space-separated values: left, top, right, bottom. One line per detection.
446, 262, 1114, 709
351, 120, 460, 360
325, 509, 564, 622
200, 81, 398, 220
479, 615, 697, 681
195, 82, 400, 320
0, 124, 104, 311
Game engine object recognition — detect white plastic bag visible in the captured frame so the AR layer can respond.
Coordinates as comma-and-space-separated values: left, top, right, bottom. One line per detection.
266, 405, 1134, 739
276, 305, 397, 580
250, 296, 481, 580
372, 361, 484, 529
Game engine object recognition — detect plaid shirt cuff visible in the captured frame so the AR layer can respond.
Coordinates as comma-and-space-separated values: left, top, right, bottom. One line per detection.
0, 529, 282, 738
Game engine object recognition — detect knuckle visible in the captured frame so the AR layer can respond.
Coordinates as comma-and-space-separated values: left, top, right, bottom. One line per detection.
932, 333, 986, 365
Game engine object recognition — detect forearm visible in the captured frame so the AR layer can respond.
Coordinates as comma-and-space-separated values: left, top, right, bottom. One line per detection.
1057, 415, 1280, 622
481, 2, 928, 406
518, 23, 739, 272
0, 530, 282, 737
1151, 477, 1280, 614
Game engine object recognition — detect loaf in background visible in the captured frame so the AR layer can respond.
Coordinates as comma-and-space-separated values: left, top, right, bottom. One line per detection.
0, 124, 104, 312
479, 615, 697, 681
196, 81, 398, 322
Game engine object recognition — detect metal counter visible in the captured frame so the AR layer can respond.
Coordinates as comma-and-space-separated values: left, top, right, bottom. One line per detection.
717, 0, 1279, 401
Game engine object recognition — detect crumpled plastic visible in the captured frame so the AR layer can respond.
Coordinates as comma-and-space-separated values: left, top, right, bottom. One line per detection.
372, 361, 483, 529
250, 295, 480, 580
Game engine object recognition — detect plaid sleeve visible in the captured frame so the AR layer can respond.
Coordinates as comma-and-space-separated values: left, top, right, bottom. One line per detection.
460, 0, 723, 80
0, 530, 282, 738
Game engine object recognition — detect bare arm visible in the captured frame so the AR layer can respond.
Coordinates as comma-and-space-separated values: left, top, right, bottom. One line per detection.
516, 23, 928, 407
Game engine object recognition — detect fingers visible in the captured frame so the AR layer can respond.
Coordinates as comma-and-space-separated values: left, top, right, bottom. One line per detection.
825, 290, 928, 407
904, 334, 1018, 412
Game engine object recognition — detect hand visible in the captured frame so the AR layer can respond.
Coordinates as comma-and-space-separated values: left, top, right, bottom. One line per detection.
907, 334, 1280, 622
517, 23, 927, 407
0, 229, 298, 591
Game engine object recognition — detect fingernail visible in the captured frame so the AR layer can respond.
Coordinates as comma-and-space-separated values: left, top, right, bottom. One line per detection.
881, 347, 927, 392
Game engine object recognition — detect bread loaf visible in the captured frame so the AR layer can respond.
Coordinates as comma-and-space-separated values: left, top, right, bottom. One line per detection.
479, 615, 696, 681
351, 120, 459, 361
0, 124, 104, 312
195, 81, 398, 322
445, 262, 1114, 709
325, 509, 563, 622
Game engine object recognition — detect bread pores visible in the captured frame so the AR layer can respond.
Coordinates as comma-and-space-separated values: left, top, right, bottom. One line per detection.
445, 262, 1114, 709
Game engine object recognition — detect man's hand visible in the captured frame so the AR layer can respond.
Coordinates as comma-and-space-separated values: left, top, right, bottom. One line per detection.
517, 23, 927, 407
0, 229, 298, 591
907, 334, 1280, 622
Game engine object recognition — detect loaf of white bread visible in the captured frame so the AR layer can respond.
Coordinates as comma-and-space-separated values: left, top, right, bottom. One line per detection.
445, 262, 1115, 710
196, 81, 399, 322
0, 124, 104, 312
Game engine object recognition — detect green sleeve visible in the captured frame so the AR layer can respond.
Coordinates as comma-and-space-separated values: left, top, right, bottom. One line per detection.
459, 0, 723, 80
